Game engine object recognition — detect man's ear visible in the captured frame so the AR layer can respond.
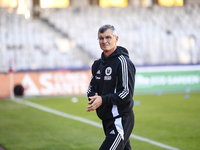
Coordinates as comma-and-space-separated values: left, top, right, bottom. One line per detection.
116, 36, 119, 42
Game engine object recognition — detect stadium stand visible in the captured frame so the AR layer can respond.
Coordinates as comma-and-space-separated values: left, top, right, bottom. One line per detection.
40, 5, 200, 66
0, 7, 86, 72
0, 4, 200, 72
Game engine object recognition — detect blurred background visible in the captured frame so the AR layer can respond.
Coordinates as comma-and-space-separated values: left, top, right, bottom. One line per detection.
0, 0, 200, 98
0, 0, 200, 72
0, 2, 199, 149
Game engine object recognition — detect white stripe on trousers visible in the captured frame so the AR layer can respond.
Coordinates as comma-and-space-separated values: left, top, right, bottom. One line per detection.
109, 133, 122, 150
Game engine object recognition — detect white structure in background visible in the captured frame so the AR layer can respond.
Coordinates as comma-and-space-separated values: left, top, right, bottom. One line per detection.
0, 0, 200, 72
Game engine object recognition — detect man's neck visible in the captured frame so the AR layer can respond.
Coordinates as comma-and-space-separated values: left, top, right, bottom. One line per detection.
103, 47, 117, 57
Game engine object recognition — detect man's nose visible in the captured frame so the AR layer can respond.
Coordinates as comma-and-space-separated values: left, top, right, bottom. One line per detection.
102, 38, 108, 43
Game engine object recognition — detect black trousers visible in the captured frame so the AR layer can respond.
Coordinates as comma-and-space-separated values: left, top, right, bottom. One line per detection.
99, 112, 135, 150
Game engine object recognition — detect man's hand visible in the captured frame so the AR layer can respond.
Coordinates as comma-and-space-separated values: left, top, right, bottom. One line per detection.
87, 93, 102, 112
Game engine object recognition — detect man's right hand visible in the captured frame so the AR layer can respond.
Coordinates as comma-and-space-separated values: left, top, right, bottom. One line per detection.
87, 93, 102, 112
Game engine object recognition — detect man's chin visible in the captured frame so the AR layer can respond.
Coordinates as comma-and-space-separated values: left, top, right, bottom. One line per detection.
102, 49, 109, 53
102, 47, 109, 51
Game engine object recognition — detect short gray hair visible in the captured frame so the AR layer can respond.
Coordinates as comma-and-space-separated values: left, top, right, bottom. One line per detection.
98, 24, 117, 37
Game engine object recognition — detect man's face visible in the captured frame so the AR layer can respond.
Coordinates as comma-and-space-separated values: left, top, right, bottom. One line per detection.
98, 29, 118, 53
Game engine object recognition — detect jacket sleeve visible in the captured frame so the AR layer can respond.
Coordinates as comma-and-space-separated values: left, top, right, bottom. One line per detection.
101, 56, 136, 105
87, 60, 99, 99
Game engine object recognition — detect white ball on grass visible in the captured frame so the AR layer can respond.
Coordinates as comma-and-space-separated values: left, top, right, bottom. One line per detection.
71, 97, 78, 103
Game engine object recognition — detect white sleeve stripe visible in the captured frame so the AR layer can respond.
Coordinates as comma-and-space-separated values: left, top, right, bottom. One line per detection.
87, 75, 93, 94
118, 55, 129, 99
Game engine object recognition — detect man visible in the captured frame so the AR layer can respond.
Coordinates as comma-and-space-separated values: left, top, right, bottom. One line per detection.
87, 24, 136, 150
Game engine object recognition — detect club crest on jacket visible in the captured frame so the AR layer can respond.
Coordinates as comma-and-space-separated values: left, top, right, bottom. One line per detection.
104, 67, 112, 80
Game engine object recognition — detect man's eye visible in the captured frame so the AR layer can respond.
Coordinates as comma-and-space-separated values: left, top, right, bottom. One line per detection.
99, 38, 104, 40
98, 36, 112, 41
106, 36, 111, 40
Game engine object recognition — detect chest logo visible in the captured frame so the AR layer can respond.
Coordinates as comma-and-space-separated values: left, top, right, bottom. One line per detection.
105, 67, 112, 76
96, 70, 100, 74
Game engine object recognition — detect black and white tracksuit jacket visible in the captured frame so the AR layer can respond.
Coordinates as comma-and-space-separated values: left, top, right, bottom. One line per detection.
87, 46, 136, 121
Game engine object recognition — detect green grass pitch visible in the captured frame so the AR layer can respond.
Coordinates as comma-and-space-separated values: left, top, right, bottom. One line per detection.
0, 92, 199, 150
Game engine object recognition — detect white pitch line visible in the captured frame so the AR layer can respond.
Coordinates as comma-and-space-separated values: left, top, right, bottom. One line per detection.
13, 98, 180, 150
